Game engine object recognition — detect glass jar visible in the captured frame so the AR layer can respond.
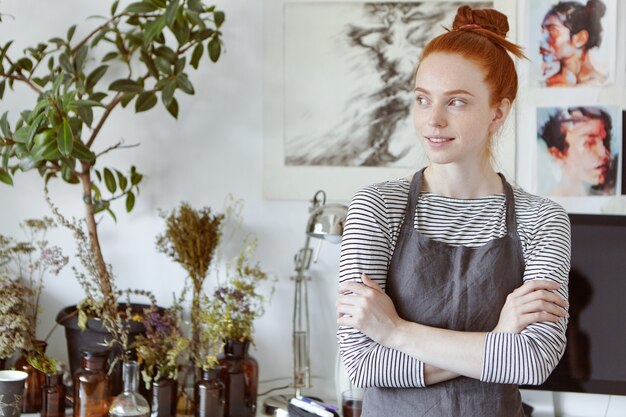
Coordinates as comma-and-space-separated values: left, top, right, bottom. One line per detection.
194, 367, 225, 417
108, 361, 150, 417
73, 347, 111, 417
15, 339, 47, 413
41, 372, 67, 417
218, 340, 258, 417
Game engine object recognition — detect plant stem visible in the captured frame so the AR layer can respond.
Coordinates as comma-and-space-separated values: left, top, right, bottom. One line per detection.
79, 162, 113, 303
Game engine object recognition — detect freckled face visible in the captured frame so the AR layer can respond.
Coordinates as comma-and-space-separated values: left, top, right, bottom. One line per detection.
413, 53, 501, 167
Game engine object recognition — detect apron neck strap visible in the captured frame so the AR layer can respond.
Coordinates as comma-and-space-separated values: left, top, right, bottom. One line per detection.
405, 169, 518, 235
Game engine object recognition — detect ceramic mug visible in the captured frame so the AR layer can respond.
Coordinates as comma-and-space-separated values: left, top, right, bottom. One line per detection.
0, 370, 28, 417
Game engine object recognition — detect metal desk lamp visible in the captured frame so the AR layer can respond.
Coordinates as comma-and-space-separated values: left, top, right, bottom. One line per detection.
263, 190, 348, 415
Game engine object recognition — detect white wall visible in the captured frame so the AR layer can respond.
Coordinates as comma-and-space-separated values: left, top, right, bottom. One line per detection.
1, 1, 625, 416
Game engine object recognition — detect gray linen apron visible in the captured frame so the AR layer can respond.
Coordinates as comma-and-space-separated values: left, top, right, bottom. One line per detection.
363, 169, 525, 417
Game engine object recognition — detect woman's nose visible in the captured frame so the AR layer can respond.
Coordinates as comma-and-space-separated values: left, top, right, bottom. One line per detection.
428, 106, 447, 128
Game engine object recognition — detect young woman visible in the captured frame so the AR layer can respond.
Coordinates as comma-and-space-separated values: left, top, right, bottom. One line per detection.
336, 5, 570, 416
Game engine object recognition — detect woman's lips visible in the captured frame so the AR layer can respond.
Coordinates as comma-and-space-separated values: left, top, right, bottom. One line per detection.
426, 136, 454, 143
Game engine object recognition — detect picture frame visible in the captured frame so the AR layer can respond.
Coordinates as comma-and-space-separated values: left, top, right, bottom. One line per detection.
263, 0, 516, 201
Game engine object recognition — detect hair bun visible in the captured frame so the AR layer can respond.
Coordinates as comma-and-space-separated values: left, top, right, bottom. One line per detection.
452, 5, 509, 38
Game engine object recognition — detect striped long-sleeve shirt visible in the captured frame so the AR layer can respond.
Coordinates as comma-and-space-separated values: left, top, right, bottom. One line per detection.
337, 178, 571, 388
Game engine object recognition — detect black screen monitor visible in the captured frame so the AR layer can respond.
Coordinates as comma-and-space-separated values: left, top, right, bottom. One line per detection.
524, 214, 626, 396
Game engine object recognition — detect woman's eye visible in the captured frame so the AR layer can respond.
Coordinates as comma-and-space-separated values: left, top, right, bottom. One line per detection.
416, 96, 429, 105
449, 99, 465, 107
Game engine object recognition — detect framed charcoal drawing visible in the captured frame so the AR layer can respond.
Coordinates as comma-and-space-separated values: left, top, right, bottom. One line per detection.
263, 0, 516, 200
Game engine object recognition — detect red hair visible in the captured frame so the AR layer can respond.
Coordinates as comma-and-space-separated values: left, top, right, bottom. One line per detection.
417, 5, 526, 106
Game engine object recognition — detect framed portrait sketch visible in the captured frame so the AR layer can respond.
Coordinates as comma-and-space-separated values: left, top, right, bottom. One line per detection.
536, 105, 622, 198
526, 0, 617, 88
263, 0, 516, 200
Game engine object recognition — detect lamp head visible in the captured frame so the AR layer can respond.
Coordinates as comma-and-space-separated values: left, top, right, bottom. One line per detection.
306, 203, 348, 242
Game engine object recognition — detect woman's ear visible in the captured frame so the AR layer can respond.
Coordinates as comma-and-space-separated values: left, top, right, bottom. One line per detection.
489, 98, 512, 134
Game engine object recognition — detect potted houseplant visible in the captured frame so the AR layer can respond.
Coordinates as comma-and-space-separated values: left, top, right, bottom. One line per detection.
0, 0, 226, 379
134, 304, 189, 417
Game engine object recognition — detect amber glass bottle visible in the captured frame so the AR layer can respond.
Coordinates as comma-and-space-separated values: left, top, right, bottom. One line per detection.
194, 367, 225, 417
73, 347, 111, 417
41, 372, 67, 417
218, 340, 258, 417
15, 340, 47, 413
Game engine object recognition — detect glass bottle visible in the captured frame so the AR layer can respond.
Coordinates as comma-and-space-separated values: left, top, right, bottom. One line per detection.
15, 339, 47, 413
109, 361, 150, 417
73, 347, 111, 417
218, 340, 258, 417
194, 367, 225, 417
41, 372, 67, 417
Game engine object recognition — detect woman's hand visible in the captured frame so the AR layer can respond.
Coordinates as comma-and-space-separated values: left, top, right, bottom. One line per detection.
336, 273, 405, 346
493, 279, 568, 333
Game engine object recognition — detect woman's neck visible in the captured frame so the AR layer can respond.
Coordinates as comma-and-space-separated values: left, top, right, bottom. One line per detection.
420, 164, 503, 199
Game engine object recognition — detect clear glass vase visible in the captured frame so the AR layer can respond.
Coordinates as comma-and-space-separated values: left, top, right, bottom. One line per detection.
109, 361, 150, 417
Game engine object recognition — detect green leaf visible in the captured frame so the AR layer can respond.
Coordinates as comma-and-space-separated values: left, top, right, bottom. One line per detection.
59, 53, 73, 74
166, 98, 178, 119
176, 74, 194, 95
106, 207, 118, 223
120, 93, 137, 108
125, 2, 159, 13
77, 106, 93, 128
174, 57, 185, 75
0, 112, 11, 139
2, 146, 9, 171
13, 127, 29, 144
111, 0, 120, 15
144, 15, 166, 46
90, 92, 108, 102
161, 80, 176, 106
18, 155, 38, 171
154, 46, 177, 63
147, 0, 166, 8
131, 170, 143, 185
85, 66, 108, 92
109, 79, 143, 93
135, 92, 157, 113
92, 183, 101, 200
126, 191, 135, 212
102, 52, 119, 62
61, 158, 76, 182
95, 169, 102, 182
0, 80, 5, 100
75, 99, 105, 108
140, 51, 158, 78
17, 57, 33, 72
40, 141, 62, 160
116, 170, 128, 191
0, 169, 12, 185
208, 37, 221, 62
187, 0, 203, 12
57, 119, 74, 157
171, 18, 190, 44
192, 28, 214, 42
155, 57, 172, 75
67, 25, 77, 42
214, 11, 225, 28
164, 0, 178, 26
71, 140, 96, 161
103, 167, 117, 193
26, 113, 45, 147
74, 45, 89, 71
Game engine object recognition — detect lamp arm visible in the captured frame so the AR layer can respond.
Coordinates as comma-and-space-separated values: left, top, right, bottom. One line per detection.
292, 235, 313, 394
